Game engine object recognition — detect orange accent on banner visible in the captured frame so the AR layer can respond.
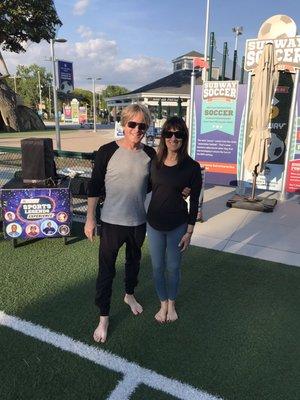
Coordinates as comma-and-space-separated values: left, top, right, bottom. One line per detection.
297, 130, 300, 141
199, 161, 237, 174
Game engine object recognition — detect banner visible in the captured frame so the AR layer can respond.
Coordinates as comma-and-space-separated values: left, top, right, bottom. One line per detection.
79, 106, 88, 125
1, 184, 71, 240
63, 105, 72, 122
243, 72, 293, 191
58, 60, 74, 93
286, 84, 300, 193
71, 98, 79, 123
194, 83, 247, 185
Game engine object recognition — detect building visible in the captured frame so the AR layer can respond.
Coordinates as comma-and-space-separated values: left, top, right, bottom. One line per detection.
106, 51, 208, 124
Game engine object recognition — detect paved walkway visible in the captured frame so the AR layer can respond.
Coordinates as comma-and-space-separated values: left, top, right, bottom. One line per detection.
192, 186, 300, 267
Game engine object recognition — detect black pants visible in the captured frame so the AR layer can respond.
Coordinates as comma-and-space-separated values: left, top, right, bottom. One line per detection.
95, 221, 146, 316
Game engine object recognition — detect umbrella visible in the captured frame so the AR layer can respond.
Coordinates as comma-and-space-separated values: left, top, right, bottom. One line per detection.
157, 98, 162, 119
243, 43, 279, 198
177, 97, 183, 118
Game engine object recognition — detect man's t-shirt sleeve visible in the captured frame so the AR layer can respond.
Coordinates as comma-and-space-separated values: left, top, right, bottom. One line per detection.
88, 142, 118, 197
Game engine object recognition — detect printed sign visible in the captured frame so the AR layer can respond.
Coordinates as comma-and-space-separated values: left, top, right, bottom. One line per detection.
1, 184, 71, 240
201, 81, 238, 135
64, 105, 72, 122
71, 98, 79, 123
58, 60, 74, 93
245, 37, 300, 71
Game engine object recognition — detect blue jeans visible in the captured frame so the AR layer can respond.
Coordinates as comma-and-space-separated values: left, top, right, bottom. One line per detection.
147, 223, 187, 301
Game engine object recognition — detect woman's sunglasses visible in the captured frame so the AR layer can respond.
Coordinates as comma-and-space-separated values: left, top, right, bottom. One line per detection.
127, 121, 147, 131
162, 130, 186, 139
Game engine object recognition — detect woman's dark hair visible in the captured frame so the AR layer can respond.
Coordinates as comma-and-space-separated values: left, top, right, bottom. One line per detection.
156, 116, 189, 168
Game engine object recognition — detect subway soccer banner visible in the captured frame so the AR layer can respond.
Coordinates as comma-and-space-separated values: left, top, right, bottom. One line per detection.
194, 81, 247, 186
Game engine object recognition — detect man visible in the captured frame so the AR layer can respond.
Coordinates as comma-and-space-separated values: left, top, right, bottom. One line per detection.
84, 104, 156, 343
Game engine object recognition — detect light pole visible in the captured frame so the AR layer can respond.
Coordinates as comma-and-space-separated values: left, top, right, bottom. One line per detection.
87, 77, 101, 132
50, 38, 67, 150
232, 26, 243, 80
203, 0, 210, 82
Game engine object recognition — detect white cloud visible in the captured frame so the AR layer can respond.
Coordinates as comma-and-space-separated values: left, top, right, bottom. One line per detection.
77, 25, 93, 39
1, 33, 171, 90
73, 0, 90, 16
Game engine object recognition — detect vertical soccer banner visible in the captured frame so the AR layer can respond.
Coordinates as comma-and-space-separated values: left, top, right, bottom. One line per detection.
79, 106, 88, 125
195, 81, 247, 185
58, 60, 74, 93
71, 98, 79, 123
286, 85, 300, 193
63, 105, 72, 122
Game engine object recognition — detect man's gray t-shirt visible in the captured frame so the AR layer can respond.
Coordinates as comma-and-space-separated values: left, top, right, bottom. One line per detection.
88, 141, 156, 226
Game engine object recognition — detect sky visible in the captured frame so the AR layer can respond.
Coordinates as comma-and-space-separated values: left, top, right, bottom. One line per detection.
2, 0, 300, 92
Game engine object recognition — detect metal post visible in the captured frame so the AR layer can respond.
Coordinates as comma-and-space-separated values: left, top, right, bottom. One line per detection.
238, 72, 253, 194
232, 50, 238, 80
50, 39, 61, 150
221, 42, 228, 81
188, 70, 196, 156
240, 56, 245, 84
280, 69, 300, 201
92, 78, 97, 132
14, 75, 17, 93
202, 0, 210, 82
208, 32, 214, 81
37, 70, 42, 105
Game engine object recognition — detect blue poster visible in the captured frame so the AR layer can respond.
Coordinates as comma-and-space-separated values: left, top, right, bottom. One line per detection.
58, 60, 74, 93
1, 184, 71, 240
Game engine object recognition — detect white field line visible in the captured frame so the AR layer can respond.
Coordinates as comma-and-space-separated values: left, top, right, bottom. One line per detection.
0, 311, 223, 400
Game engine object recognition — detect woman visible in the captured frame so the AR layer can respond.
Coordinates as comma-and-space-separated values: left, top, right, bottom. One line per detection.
147, 116, 202, 323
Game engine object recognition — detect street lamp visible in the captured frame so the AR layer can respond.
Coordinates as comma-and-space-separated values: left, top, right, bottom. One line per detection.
87, 77, 101, 132
232, 26, 243, 80
50, 38, 67, 150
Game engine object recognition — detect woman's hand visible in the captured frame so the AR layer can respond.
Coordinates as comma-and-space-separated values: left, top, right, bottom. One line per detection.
84, 217, 96, 242
178, 232, 192, 252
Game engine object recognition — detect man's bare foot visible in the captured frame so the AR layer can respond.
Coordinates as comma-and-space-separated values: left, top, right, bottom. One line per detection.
155, 301, 168, 323
93, 316, 109, 343
124, 294, 143, 315
167, 300, 178, 322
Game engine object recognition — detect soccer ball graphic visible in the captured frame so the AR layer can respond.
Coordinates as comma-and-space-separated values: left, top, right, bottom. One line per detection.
268, 133, 285, 162
258, 15, 297, 40
60, 81, 73, 93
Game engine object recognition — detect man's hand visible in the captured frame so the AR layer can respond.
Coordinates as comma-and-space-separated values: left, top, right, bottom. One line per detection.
182, 187, 191, 199
84, 217, 96, 242
178, 232, 191, 252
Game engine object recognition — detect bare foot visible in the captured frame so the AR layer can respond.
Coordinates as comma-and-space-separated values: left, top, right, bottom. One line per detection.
93, 316, 109, 343
167, 300, 178, 322
124, 294, 143, 315
155, 301, 168, 323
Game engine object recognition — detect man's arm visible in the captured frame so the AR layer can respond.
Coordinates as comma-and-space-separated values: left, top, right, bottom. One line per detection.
84, 197, 99, 241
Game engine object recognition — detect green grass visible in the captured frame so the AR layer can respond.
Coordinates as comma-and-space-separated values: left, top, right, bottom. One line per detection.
0, 223, 299, 400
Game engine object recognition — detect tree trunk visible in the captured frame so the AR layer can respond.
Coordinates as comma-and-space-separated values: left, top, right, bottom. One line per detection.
0, 79, 20, 131
0, 80, 45, 132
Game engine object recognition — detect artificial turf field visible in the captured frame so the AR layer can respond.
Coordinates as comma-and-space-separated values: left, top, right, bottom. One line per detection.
0, 222, 299, 400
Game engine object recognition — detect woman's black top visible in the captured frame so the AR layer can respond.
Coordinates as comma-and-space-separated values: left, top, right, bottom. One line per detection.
147, 156, 202, 231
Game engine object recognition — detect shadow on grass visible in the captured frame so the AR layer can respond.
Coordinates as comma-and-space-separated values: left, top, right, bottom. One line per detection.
0, 226, 300, 400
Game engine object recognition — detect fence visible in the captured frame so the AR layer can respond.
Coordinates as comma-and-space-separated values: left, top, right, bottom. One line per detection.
0, 146, 95, 218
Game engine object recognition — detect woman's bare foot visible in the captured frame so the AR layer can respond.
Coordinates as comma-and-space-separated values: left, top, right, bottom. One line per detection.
93, 316, 109, 343
167, 300, 178, 322
155, 301, 168, 323
124, 294, 143, 315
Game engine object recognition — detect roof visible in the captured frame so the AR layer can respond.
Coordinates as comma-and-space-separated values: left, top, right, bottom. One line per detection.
172, 51, 204, 62
126, 69, 203, 96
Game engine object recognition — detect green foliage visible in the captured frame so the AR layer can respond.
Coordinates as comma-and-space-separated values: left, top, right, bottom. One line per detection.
13, 64, 52, 109
72, 88, 93, 107
0, 0, 61, 53
100, 85, 129, 109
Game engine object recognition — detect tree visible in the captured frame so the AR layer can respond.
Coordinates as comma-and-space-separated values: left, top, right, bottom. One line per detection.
0, 0, 62, 132
100, 85, 129, 109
